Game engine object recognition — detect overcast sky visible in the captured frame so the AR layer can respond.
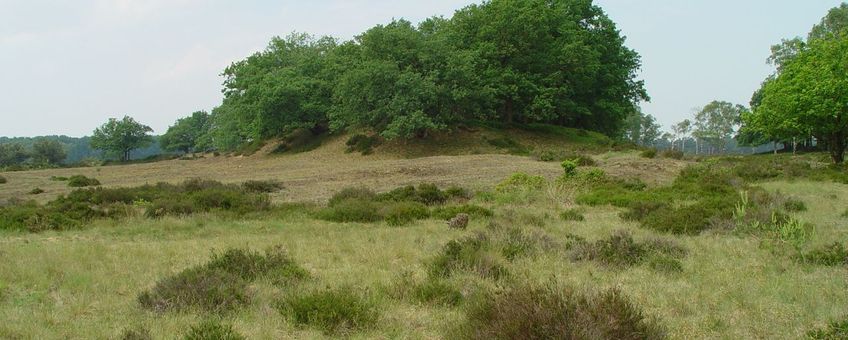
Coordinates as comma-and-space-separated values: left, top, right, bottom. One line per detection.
0, 0, 844, 137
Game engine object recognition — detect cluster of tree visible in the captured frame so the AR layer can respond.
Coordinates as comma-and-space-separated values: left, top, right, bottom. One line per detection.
0, 139, 66, 168
620, 111, 661, 147
161, 0, 648, 152
741, 4, 848, 163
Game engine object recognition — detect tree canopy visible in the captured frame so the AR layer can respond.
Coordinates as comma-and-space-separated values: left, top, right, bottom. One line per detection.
198, 0, 647, 150
160, 111, 211, 154
90, 116, 154, 162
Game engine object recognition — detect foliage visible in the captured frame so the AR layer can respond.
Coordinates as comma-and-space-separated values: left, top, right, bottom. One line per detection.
160, 111, 211, 154
278, 287, 379, 335
693, 101, 747, 153
569, 230, 687, 273
345, 134, 382, 155
534, 150, 596, 165
660, 149, 684, 160
560, 209, 585, 222
200, 0, 647, 150
120, 327, 152, 340
455, 284, 666, 340
90, 116, 154, 162
28, 188, 45, 195
622, 111, 662, 146
390, 272, 463, 306
31, 139, 67, 165
640, 149, 657, 159
183, 320, 245, 340
0, 175, 5, 184
496, 173, 545, 193
432, 204, 493, 220
799, 243, 848, 267
138, 247, 307, 313
808, 317, 848, 340
67, 175, 101, 187
241, 180, 284, 193
429, 233, 507, 280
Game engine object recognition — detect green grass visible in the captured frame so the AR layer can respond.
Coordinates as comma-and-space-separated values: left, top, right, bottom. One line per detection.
1, 153, 848, 338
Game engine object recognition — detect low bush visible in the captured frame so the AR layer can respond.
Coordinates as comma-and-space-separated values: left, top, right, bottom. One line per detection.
49, 176, 68, 181
67, 175, 101, 187
496, 173, 545, 192
0, 175, 6, 184
455, 284, 666, 339
661, 150, 684, 160
497, 226, 557, 261
808, 317, 848, 339
183, 320, 245, 340
138, 247, 307, 313
346, 134, 382, 155
28, 188, 45, 195
242, 180, 284, 193
317, 199, 382, 223
569, 231, 686, 273
432, 204, 493, 220
534, 150, 597, 166
561, 160, 578, 177
560, 209, 585, 222
640, 149, 658, 159
120, 327, 152, 340
799, 243, 848, 267
328, 187, 376, 207
486, 136, 530, 155
382, 201, 430, 226
390, 272, 463, 306
429, 233, 507, 280
279, 286, 379, 335
783, 197, 807, 212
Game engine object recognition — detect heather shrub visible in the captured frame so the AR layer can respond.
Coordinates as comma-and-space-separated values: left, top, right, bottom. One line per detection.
390, 272, 463, 307
661, 150, 684, 160
799, 243, 848, 267
496, 173, 545, 192
317, 199, 382, 223
120, 327, 152, 340
67, 175, 101, 187
560, 209, 585, 222
455, 284, 666, 340
569, 231, 686, 273
138, 247, 307, 313
328, 187, 376, 207
28, 188, 45, 195
279, 286, 379, 335
242, 179, 284, 193
0, 175, 6, 184
783, 197, 807, 212
432, 204, 493, 220
561, 160, 578, 177
808, 317, 848, 339
183, 320, 245, 340
382, 201, 430, 226
534, 150, 597, 166
640, 149, 657, 159
429, 233, 507, 280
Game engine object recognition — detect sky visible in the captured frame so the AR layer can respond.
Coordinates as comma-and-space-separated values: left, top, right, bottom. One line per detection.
0, 0, 844, 137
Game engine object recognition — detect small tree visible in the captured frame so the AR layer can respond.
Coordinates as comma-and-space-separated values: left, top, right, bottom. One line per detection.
0, 143, 29, 167
32, 139, 66, 165
694, 101, 747, 154
90, 116, 154, 162
160, 111, 210, 154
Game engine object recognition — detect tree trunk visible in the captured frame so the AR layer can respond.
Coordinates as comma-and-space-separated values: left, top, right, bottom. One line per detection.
829, 132, 845, 164
792, 138, 797, 155
773, 142, 778, 155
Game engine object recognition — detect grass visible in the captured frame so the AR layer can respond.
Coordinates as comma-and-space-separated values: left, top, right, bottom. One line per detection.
1, 144, 848, 338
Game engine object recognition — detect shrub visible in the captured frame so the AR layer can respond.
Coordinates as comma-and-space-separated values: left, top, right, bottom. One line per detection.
328, 187, 376, 207
455, 284, 666, 340
808, 317, 848, 339
496, 173, 545, 192
432, 204, 493, 220
534, 150, 597, 166
279, 287, 379, 335
29, 188, 45, 195
183, 320, 245, 340
560, 209, 585, 222
799, 243, 848, 267
346, 134, 382, 155
382, 201, 430, 226
430, 233, 507, 280
139, 247, 306, 313
0, 175, 6, 184
242, 180, 284, 193
783, 198, 807, 212
661, 150, 684, 160
415, 183, 448, 205
561, 160, 578, 177
569, 231, 686, 273
376, 184, 449, 205
120, 327, 152, 340
486, 136, 530, 155
50, 176, 69, 181
448, 213, 470, 230
640, 149, 657, 159
317, 199, 382, 223
390, 272, 463, 306
444, 186, 472, 200
67, 175, 100, 187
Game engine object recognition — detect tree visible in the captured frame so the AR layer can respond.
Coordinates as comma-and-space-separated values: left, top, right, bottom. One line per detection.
31, 139, 66, 165
0, 143, 29, 167
160, 111, 210, 154
693, 101, 747, 154
90, 116, 154, 162
749, 35, 848, 163
671, 119, 692, 152
640, 114, 661, 146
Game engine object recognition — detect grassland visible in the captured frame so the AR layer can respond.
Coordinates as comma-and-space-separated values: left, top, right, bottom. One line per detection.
0, 132, 846, 339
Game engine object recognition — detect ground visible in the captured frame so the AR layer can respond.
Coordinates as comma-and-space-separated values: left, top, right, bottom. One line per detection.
0, 133, 845, 339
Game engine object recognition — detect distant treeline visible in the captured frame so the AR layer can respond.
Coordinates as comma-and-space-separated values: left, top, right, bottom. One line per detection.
178, 0, 647, 152
0, 136, 162, 168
